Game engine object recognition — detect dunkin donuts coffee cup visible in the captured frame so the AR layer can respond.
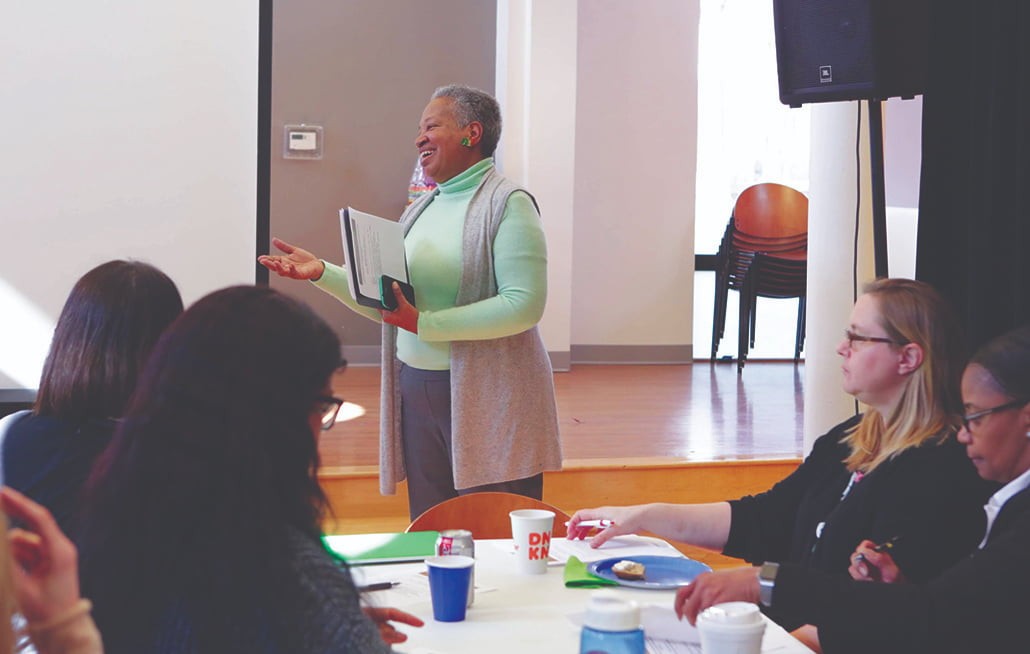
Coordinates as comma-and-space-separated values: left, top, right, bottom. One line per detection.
509, 509, 555, 574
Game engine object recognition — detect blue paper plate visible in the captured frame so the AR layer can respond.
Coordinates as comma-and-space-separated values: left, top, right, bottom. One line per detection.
587, 555, 712, 589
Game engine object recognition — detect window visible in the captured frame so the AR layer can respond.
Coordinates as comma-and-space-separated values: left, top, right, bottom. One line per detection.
694, 0, 810, 360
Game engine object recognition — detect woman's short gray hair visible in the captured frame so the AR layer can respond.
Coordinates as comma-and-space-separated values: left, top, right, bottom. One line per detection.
431, 84, 502, 157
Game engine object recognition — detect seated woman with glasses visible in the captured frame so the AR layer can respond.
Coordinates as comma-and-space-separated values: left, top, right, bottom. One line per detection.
568, 279, 994, 630
676, 323, 1030, 654
75, 286, 420, 654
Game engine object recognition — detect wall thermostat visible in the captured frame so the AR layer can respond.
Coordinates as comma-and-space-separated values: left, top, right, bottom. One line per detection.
283, 124, 323, 160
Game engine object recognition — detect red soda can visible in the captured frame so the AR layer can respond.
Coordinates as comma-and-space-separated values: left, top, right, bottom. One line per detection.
435, 529, 475, 606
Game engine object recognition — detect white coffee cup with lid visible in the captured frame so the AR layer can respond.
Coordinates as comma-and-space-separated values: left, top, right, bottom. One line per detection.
696, 601, 765, 654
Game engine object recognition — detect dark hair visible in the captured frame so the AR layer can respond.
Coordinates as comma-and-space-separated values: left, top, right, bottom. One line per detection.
969, 324, 1030, 401
34, 260, 183, 420
432, 84, 502, 157
78, 286, 343, 652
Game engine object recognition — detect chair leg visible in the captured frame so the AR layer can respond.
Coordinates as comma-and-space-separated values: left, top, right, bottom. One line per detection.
737, 282, 751, 374
795, 296, 807, 362
711, 272, 722, 359
749, 293, 758, 349
711, 270, 728, 359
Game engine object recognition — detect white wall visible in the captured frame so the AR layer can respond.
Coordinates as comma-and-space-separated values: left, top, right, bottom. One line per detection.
496, 0, 578, 366
0, 1, 259, 390
572, 1, 700, 350
804, 102, 877, 452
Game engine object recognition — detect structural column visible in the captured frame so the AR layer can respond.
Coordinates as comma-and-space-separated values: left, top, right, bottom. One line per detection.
804, 101, 877, 452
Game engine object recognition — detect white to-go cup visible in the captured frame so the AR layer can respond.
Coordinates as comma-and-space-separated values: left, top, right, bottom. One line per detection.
509, 509, 555, 574
696, 602, 766, 654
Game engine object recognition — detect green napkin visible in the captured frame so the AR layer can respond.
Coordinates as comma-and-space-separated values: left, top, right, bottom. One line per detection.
564, 555, 619, 588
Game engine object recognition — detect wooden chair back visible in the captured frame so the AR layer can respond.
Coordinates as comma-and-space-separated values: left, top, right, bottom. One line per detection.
406, 492, 570, 540
732, 183, 808, 240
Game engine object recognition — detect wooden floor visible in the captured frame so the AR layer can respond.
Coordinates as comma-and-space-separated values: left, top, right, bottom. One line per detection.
319, 361, 805, 569
321, 361, 805, 469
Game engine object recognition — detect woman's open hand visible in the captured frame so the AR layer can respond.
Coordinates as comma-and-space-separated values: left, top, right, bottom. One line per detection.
258, 237, 326, 281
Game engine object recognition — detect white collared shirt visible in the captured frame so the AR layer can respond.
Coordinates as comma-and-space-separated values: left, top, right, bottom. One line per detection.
979, 467, 1030, 549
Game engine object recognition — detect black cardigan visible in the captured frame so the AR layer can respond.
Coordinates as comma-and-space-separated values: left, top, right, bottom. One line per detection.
1, 413, 115, 534
773, 485, 1030, 653
724, 415, 994, 582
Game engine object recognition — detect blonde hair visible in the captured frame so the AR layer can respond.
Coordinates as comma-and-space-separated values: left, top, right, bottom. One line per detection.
0, 512, 14, 654
843, 278, 965, 472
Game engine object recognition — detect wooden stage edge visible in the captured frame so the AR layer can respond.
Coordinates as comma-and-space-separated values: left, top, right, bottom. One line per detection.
320, 456, 801, 571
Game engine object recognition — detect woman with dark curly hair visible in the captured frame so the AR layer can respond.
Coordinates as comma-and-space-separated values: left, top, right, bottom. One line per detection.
77, 286, 418, 654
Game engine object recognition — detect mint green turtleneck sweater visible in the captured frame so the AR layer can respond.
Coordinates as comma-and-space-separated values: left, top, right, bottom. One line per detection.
314, 158, 548, 370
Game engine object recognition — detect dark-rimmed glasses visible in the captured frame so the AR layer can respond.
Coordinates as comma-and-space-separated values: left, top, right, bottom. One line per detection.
961, 399, 1029, 432
844, 329, 900, 349
317, 395, 345, 431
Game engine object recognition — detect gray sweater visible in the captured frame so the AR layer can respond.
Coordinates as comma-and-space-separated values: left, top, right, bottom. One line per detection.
147, 529, 390, 654
379, 166, 563, 493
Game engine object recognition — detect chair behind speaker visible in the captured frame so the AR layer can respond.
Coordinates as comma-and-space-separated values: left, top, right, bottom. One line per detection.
711, 183, 808, 370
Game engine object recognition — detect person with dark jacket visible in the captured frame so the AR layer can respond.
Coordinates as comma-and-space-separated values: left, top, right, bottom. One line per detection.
675, 324, 1030, 654
570, 279, 994, 638
0, 260, 182, 533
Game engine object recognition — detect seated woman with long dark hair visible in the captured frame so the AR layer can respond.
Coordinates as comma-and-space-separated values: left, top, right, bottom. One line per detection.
0, 260, 183, 532
77, 286, 417, 653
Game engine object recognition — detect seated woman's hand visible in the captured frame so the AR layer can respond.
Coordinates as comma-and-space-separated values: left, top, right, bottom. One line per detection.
566, 505, 648, 548
674, 567, 760, 625
257, 237, 326, 281
848, 539, 906, 584
1, 486, 82, 624
362, 606, 424, 645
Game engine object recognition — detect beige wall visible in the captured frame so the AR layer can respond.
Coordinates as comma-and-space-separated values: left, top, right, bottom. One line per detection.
270, 0, 701, 366
269, 0, 496, 360
1, 0, 259, 391
571, 1, 699, 361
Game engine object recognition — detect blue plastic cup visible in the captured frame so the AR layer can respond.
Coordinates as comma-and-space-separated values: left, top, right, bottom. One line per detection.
426, 555, 475, 622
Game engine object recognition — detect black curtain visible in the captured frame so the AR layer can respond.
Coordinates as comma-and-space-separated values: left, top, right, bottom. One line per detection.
917, 2, 1030, 352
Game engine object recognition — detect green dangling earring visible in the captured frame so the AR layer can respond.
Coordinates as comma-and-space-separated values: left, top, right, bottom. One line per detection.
461, 137, 471, 147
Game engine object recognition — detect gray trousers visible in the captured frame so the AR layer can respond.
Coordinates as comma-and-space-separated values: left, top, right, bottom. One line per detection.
399, 364, 543, 520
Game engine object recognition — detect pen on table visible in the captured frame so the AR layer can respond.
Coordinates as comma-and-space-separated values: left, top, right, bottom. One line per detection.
358, 581, 400, 592
565, 519, 613, 529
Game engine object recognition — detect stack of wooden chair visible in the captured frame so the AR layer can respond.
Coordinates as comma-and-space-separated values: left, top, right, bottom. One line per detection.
710, 183, 808, 373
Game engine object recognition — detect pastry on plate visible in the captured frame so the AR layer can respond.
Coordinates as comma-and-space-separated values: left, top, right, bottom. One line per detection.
611, 559, 646, 581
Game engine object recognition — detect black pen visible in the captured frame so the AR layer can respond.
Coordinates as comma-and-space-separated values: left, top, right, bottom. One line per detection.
873, 535, 901, 553
854, 536, 901, 568
358, 581, 400, 592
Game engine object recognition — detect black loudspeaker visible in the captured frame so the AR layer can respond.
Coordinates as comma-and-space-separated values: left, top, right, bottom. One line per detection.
773, 0, 929, 107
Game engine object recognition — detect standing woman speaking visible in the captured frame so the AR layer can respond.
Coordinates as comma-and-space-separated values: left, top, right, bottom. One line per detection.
261, 84, 563, 519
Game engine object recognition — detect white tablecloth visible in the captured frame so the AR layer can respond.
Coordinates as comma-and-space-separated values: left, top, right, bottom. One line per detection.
349, 538, 813, 654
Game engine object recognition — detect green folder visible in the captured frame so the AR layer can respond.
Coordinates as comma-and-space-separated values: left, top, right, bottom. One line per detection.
323, 531, 440, 565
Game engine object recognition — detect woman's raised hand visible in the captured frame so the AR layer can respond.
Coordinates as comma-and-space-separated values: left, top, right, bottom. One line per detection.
1, 486, 82, 624
258, 237, 326, 281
